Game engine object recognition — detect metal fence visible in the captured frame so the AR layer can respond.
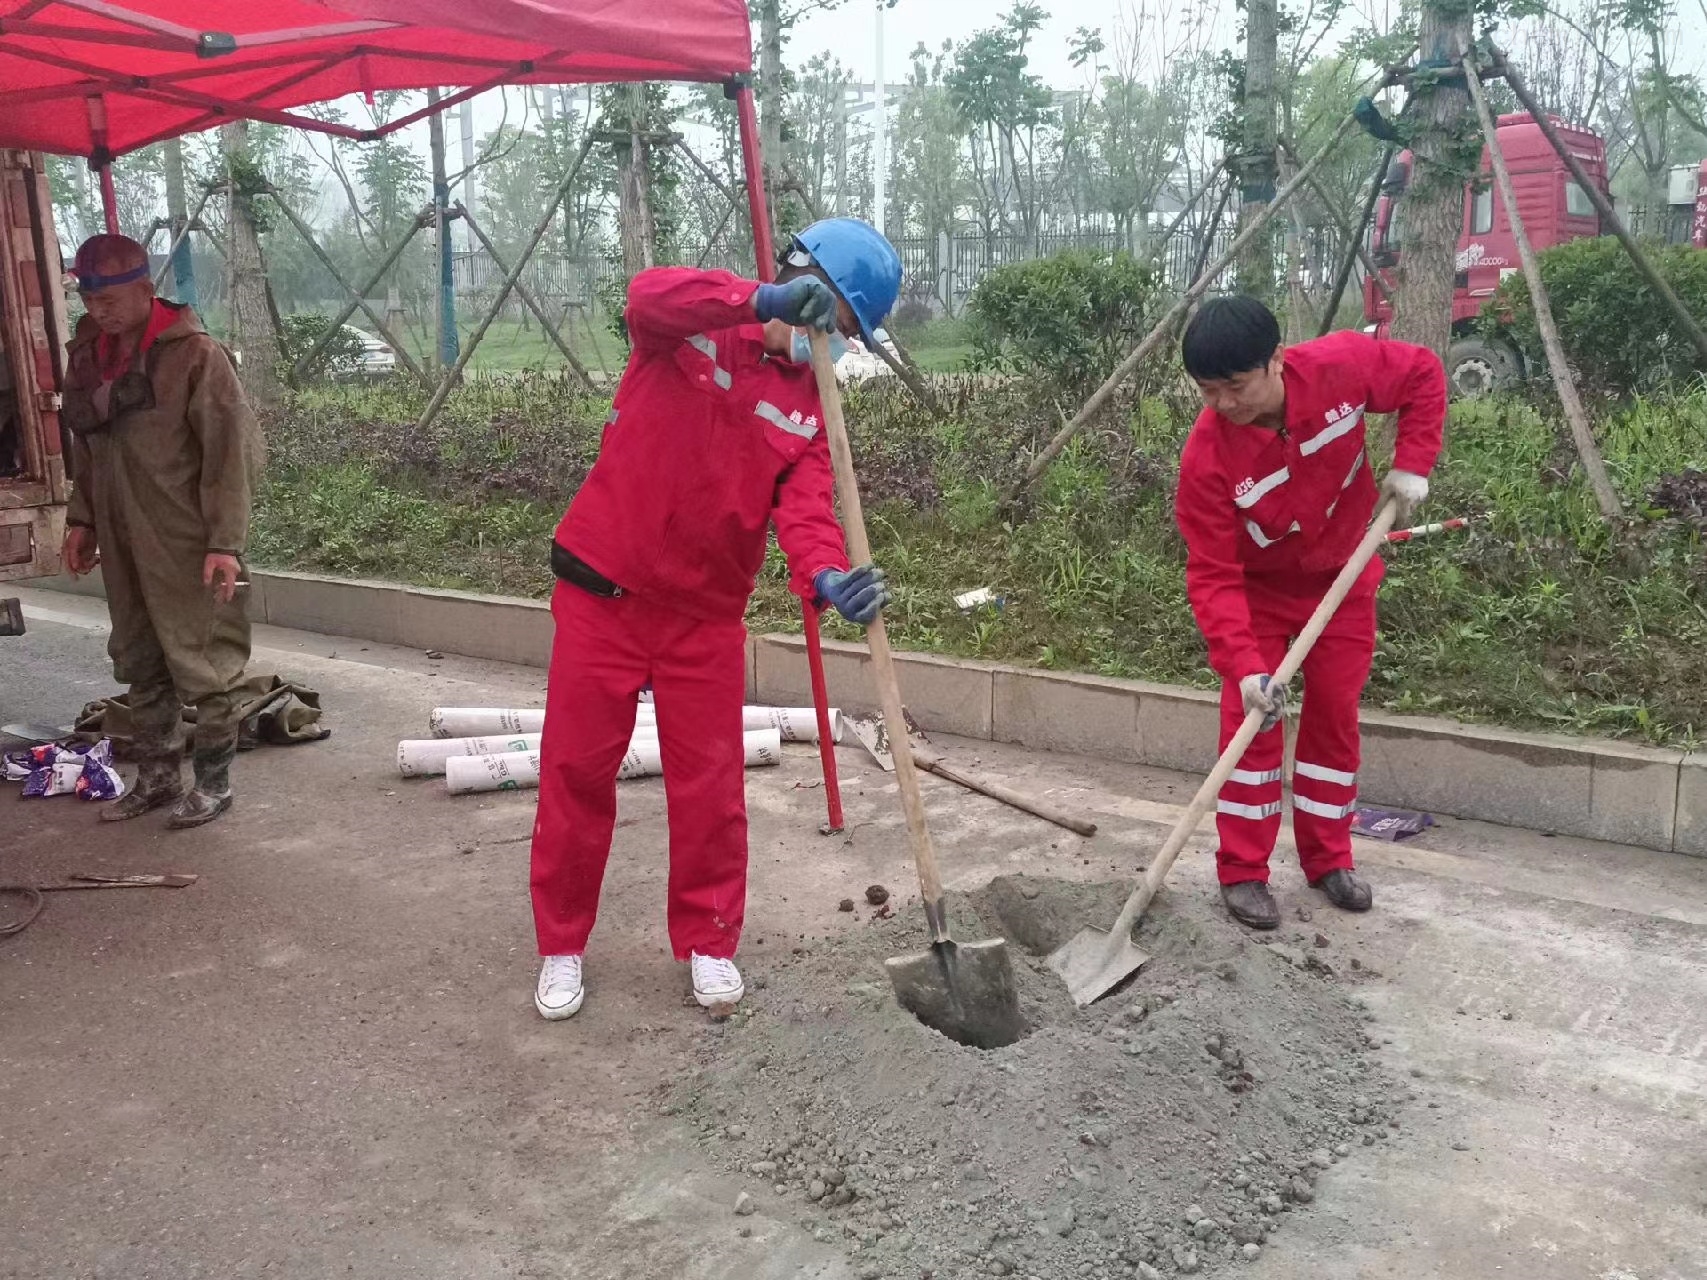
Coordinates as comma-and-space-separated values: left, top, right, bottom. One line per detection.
1623, 205, 1697, 245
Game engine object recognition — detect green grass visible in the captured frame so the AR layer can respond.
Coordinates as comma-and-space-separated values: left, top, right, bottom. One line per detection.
377, 314, 975, 376
252, 376, 1707, 747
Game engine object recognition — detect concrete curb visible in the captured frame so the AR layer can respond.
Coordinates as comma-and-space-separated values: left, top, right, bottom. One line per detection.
34, 569, 1703, 857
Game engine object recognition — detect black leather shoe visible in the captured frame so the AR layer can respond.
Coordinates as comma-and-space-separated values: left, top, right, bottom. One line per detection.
1221, 880, 1280, 930
1311, 868, 1373, 912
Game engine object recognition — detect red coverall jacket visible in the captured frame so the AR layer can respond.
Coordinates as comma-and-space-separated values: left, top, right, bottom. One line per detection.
1175, 330, 1447, 682
553, 268, 850, 618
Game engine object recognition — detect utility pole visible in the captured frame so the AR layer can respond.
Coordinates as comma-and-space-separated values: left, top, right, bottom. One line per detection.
162, 136, 197, 307
427, 87, 460, 370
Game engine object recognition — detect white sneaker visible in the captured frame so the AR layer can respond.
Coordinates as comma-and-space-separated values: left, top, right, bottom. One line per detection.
535, 954, 585, 1020
689, 953, 745, 1008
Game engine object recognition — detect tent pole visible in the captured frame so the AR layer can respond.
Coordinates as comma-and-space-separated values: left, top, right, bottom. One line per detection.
87, 96, 120, 234
734, 75, 844, 835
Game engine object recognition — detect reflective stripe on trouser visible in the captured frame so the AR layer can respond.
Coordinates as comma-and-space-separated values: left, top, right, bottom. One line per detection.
529, 582, 748, 960
1213, 568, 1378, 885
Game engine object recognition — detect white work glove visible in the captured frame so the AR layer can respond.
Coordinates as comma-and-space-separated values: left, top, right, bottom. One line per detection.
1380, 469, 1429, 527
1239, 674, 1288, 733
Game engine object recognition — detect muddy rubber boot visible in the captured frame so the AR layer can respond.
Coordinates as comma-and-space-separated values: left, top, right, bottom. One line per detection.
1221, 880, 1280, 930
167, 740, 235, 830
1310, 868, 1373, 912
100, 761, 185, 823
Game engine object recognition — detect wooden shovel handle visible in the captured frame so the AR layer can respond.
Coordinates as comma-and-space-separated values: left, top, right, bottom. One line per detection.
809, 334, 949, 941
914, 749, 1099, 837
1100, 500, 1400, 947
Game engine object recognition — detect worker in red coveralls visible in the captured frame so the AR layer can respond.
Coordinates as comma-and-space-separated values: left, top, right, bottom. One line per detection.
529, 219, 902, 1019
1174, 296, 1445, 930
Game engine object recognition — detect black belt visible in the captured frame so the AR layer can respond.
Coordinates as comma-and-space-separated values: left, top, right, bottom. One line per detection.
550, 541, 624, 597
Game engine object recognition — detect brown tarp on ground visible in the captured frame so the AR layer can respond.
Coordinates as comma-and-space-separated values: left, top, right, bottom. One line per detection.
75, 675, 330, 750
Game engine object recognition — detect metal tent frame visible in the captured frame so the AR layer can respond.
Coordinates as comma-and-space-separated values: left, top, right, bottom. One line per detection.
0, 0, 849, 830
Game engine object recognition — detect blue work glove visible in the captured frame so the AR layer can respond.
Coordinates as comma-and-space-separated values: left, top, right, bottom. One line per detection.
814, 564, 890, 626
754, 277, 838, 332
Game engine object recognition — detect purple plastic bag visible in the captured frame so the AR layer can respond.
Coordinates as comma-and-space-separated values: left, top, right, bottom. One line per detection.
1351, 807, 1436, 842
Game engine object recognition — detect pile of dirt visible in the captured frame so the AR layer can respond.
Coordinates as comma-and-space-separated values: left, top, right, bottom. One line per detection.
668, 875, 1403, 1279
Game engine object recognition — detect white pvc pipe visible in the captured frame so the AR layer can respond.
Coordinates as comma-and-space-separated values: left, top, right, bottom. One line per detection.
743, 706, 841, 743
429, 704, 833, 741
429, 705, 656, 738
401, 732, 544, 776
444, 727, 783, 795
401, 725, 668, 777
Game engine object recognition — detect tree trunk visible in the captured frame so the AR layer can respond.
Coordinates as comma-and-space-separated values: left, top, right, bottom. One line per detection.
1388, 5, 1474, 359
617, 85, 656, 278
1235, 0, 1279, 300
757, 0, 785, 233
220, 121, 283, 407
426, 87, 459, 371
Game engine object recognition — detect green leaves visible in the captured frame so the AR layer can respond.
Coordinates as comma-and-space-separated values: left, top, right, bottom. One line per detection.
966, 249, 1165, 399
1487, 236, 1707, 396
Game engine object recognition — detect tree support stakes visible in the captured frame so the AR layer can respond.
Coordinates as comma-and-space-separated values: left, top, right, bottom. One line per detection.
263, 184, 428, 384
292, 207, 432, 383
415, 139, 595, 433
1007, 109, 1363, 506
1493, 49, 1707, 372
1149, 162, 1224, 269
867, 334, 942, 415
454, 201, 596, 392
1463, 55, 1621, 521
1192, 183, 1233, 284
1276, 137, 1395, 311
150, 182, 215, 293
1318, 146, 1393, 338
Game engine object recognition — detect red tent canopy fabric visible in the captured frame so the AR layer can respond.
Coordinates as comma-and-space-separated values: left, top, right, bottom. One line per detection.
0, 0, 753, 157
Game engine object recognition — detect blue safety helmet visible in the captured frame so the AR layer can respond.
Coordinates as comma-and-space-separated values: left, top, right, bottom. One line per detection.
786, 218, 902, 346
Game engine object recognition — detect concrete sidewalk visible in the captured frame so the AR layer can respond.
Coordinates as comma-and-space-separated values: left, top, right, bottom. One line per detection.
2, 591, 1704, 1280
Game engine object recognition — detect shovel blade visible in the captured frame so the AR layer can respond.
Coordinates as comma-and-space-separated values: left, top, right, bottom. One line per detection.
1048, 926, 1151, 1007
884, 936, 1026, 1050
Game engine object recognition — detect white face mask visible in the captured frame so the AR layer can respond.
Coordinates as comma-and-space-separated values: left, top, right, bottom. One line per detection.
791, 329, 850, 365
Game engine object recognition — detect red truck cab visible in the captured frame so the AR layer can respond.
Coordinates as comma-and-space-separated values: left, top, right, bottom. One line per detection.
0, 150, 71, 635
1363, 112, 1610, 397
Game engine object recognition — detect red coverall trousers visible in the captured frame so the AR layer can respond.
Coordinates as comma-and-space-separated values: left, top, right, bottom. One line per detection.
1214, 568, 1377, 886
529, 582, 747, 960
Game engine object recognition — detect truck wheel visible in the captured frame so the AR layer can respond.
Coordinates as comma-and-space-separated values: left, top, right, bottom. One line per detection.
1446, 337, 1521, 399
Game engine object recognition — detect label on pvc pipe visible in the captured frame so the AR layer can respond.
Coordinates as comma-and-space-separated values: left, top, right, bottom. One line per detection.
444, 728, 782, 795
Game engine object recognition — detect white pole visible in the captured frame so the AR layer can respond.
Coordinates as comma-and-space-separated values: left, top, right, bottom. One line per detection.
873, 0, 887, 236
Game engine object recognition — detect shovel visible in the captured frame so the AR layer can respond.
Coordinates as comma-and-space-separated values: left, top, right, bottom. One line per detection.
809, 333, 1025, 1050
1049, 500, 1401, 1006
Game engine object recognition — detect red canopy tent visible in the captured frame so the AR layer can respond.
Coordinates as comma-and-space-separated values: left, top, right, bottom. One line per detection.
0, 0, 848, 829
0, 0, 753, 156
